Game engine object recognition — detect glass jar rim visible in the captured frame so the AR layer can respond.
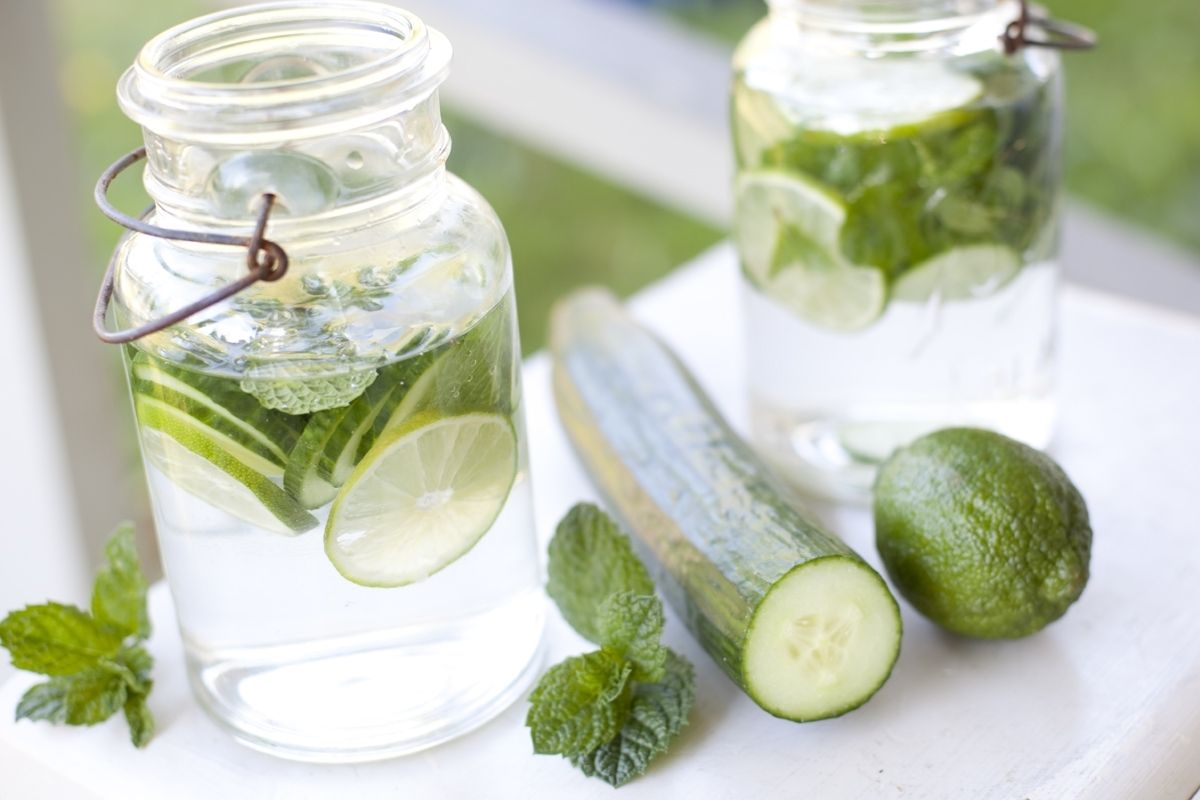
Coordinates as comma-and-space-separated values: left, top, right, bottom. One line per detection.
118, 0, 450, 144
767, 0, 1002, 20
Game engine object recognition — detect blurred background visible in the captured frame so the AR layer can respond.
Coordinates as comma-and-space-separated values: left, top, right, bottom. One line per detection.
0, 0, 1197, 675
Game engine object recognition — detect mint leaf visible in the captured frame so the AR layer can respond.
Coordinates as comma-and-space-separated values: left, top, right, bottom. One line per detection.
123, 694, 154, 748
546, 503, 654, 642
0, 603, 123, 676
15, 667, 128, 726
526, 649, 634, 757
597, 592, 667, 683
91, 523, 150, 639
572, 649, 696, 787
15, 680, 69, 723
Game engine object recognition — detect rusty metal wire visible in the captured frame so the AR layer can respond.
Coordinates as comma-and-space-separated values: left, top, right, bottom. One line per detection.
1001, 0, 1097, 55
92, 147, 289, 344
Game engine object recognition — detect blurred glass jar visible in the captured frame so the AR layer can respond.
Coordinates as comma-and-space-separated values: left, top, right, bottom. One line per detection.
732, 0, 1066, 501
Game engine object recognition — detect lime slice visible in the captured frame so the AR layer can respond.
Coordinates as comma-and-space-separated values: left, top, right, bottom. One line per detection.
136, 397, 317, 534
789, 59, 983, 137
892, 245, 1021, 303
326, 412, 518, 587
737, 171, 887, 331
241, 369, 379, 415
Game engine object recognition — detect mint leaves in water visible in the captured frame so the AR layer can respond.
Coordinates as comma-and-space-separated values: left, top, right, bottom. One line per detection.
528, 503, 694, 787
0, 524, 155, 747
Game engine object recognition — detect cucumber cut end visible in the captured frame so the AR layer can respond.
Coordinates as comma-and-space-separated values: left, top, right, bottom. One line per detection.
743, 556, 901, 721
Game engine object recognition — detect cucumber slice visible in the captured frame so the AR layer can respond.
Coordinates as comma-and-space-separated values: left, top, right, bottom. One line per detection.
283, 354, 437, 509
552, 289, 902, 722
892, 244, 1022, 302
284, 411, 351, 510
136, 397, 317, 534
130, 354, 304, 466
283, 297, 518, 510
745, 557, 902, 720
325, 412, 518, 587
736, 171, 887, 331
131, 381, 285, 478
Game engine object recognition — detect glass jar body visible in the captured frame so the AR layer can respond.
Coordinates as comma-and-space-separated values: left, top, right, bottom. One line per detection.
732, 2, 1063, 501
109, 3, 543, 762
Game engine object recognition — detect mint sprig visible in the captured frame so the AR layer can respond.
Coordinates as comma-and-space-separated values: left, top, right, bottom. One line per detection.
528, 503, 695, 787
0, 524, 155, 747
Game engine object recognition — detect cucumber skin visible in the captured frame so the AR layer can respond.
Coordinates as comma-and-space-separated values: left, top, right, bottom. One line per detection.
551, 289, 899, 718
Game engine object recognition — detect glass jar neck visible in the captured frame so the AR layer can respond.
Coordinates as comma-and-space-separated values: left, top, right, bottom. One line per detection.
117, 1, 452, 233
768, 0, 1018, 55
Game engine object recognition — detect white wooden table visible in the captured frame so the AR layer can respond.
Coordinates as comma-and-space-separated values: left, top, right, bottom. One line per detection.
3, 245, 1199, 799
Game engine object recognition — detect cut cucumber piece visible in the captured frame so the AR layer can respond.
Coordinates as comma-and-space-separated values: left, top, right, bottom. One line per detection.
282, 299, 518, 510
736, 171, 887, 331
136, 397, 317, 534
325, 412, 518, 587
130, 354, 304, 468
284, 409, 352, 510
284, 367, 417, 510
892, 244, 1022, 302
745, 557, 902, 719
551, 289, 901, 722
131, 382, 285, 478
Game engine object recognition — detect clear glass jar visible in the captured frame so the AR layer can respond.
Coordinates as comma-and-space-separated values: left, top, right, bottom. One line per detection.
108, 1, 544, 761
732, 0, 1062, 501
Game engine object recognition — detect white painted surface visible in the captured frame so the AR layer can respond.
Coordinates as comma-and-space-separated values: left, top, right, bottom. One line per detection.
0, 102, 89, 684
2, 245, 1198, 798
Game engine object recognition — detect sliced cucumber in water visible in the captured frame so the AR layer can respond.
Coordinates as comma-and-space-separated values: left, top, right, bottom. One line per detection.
130, 354, 305, 470
281, 298, 519, 510
283, 354, 436, 509
136, 397, 317, 534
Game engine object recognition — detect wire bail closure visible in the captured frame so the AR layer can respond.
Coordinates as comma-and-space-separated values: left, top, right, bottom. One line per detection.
92, 147, 290, 344
1001, 0, 1097, 55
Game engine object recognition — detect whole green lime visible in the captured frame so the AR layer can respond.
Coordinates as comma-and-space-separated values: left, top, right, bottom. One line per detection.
873, 428, 1091, 639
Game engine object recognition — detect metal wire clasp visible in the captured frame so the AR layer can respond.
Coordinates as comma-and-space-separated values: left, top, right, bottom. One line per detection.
1001, 0, 1097, 55
92, 147, 290, 344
